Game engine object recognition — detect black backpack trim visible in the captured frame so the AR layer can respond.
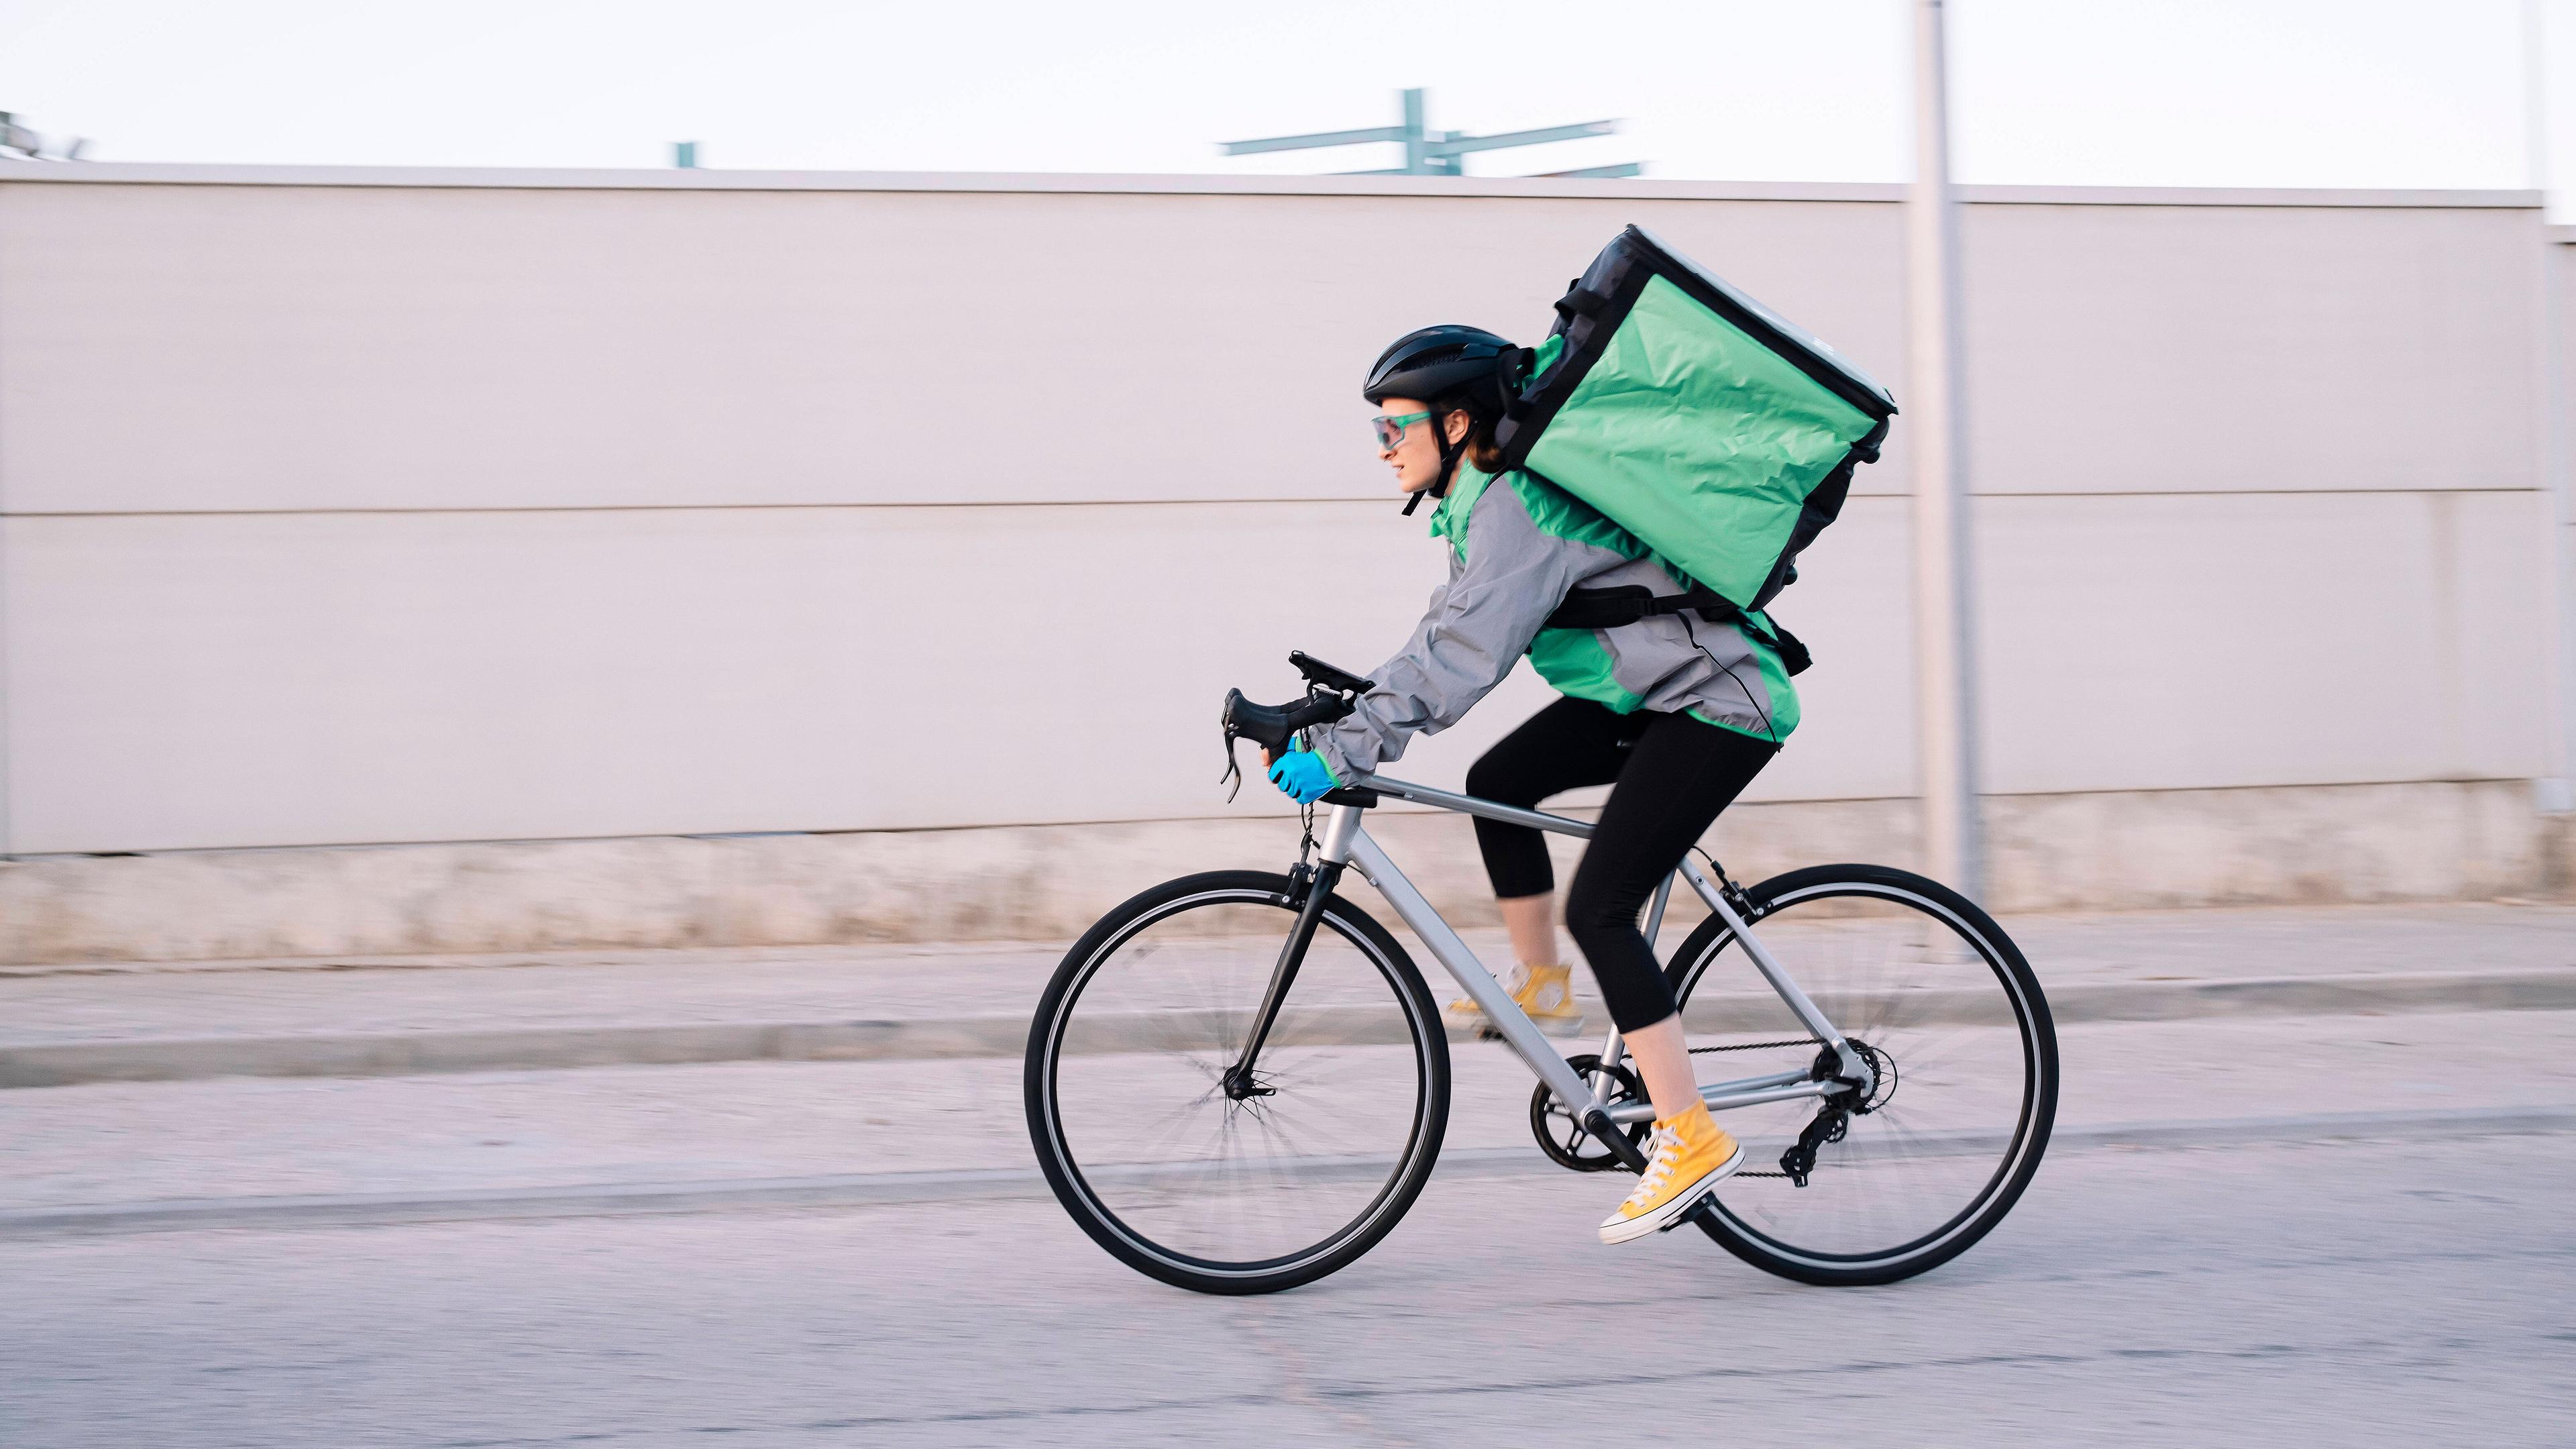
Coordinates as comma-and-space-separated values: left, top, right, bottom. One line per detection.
1542, 584, 1811, 676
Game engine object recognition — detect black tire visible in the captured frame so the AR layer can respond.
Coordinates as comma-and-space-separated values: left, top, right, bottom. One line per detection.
1664, 863, 2057, 1286
1024, 870, 1451, 1295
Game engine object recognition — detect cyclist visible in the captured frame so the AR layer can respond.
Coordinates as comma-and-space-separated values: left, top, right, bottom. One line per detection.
1263, 325, 1799, 1244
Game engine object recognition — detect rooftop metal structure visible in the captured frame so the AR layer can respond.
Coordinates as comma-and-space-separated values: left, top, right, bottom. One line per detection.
0, 112, 87, 161
1221, 89, 1640, 179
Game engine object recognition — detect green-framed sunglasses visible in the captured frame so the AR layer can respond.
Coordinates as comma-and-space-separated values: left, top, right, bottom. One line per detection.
1371, 410, 1433, 449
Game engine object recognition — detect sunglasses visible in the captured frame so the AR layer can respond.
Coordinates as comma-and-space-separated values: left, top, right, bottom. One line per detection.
1371, 410, 1433, 449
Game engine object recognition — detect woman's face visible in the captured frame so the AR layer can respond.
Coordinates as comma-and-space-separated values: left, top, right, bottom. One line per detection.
1374, 397, 1464, 495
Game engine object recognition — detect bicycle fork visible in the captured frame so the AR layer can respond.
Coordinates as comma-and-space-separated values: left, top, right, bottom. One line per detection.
1220, 806, 1361, 1102
1220, 855, 1343, 1102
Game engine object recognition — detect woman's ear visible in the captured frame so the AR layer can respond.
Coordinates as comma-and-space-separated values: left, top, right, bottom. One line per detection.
1444, 409, 1472, 445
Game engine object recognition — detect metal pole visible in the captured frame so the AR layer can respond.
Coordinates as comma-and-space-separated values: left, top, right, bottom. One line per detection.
2528, 0, 2576, 816
2531, 1, 2554, 205
1907, 0, 1986, 899
1401, 89, 1429, 176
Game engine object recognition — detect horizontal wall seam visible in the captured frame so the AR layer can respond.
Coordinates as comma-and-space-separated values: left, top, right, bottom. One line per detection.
0, 775, 2538, 861
0, 486, 2549, 522
0, 163, 2544, 209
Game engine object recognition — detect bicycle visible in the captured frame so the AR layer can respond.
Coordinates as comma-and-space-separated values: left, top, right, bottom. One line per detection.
1023, 652, 2058, 1295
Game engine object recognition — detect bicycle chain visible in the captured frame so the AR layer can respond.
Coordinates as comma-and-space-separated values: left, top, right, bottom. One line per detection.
1686, 1037, 1831, 1178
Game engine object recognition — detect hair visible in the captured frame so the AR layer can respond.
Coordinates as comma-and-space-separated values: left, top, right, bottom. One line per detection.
1434, 395, 1507, 474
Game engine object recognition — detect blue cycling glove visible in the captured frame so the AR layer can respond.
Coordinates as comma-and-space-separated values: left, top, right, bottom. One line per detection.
1267, 743, 1338, 805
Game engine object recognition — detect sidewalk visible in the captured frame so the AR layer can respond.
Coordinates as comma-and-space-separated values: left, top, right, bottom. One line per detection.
3, 902, 2572, 1235
2, 902, 2571, 1088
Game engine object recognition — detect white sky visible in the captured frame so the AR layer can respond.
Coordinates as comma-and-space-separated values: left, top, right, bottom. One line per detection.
1, 1, 2571, 194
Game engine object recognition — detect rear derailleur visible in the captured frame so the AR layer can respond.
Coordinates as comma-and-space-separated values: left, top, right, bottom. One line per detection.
1780, 1038, 1896, 1187
1778, 1107, 1849, 1188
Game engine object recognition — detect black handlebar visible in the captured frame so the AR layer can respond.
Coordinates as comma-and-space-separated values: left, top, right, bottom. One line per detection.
1216, 652, 1377, 798
1222, 688, 1355, 755
1288, 651, 1375, 697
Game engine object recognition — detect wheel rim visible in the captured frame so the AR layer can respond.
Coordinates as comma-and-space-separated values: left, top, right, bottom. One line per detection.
1675, 881, 2047, 1269
1038, 889, 1438, 1279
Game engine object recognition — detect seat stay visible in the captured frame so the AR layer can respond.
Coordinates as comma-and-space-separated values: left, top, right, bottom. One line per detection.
1676, 857, 1872, 1090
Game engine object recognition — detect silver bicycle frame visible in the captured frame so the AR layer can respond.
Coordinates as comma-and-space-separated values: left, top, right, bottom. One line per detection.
1324, 774, 1869, 1125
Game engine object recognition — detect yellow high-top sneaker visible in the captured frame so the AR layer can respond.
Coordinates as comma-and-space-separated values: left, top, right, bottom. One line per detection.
1446, 962, 1587, 1037
1598, 1102, 1743, 1244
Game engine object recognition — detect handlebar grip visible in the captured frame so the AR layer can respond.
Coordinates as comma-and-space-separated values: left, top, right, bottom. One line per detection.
1222, 688, 1356, 755
1281, 692, 1356, 734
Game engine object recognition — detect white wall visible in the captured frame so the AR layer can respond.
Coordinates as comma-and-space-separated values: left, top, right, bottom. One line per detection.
0, 166, 2558, 855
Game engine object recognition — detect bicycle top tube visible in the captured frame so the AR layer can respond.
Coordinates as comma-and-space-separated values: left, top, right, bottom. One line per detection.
1342, 772, 1593, 839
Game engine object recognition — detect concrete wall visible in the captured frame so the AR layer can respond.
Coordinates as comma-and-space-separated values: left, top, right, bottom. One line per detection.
0, 164, 2566, 959
4, 782, 2561, 965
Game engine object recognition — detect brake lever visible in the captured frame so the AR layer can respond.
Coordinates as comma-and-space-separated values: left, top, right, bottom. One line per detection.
1218, 682, 1356, 803
1218, 693, 1245, 802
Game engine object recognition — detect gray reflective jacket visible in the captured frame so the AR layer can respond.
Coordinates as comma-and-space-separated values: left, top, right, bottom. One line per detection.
1313, 467, 1798, 786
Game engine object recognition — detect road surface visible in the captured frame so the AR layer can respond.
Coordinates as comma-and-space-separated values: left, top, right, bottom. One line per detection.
5, 1106, 2571, 1444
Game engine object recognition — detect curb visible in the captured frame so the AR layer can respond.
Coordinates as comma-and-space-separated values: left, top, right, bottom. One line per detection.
5, 967, 2573, 1089
4, 1104, 2569, 1239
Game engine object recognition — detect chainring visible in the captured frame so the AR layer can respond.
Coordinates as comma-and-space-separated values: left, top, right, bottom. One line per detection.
1529, 1054, 1651, 1173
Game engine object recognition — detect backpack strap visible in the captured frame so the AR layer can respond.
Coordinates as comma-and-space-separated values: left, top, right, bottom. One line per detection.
1544, 585, 1811, 676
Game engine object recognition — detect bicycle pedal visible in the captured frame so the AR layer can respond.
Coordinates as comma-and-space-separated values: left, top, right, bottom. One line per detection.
1658, 1191, 1719, 1232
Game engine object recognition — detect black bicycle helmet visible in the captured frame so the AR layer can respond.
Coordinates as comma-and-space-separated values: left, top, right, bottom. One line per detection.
1364, 325, 1520, 511
1362, 324, 1518, 410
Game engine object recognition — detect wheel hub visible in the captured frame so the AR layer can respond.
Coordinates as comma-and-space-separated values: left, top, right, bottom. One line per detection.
1846, 1039, 1898, 1114
1810, 1038, 1898, 1114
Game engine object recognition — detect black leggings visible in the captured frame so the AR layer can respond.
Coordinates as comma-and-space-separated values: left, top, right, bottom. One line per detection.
1464, 696, 1778, 1032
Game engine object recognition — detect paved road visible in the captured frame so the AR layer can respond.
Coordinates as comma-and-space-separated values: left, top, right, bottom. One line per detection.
8, 1010, 2575, 1212
7, 930, 2574, 1448
3, 1126, 2571, 1448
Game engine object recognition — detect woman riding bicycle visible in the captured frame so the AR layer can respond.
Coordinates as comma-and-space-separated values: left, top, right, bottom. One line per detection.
1263, 324, 1800, 1245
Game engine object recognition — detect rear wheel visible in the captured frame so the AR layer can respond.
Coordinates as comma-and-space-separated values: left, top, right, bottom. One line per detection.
1666, 864, 2057, 1285
1024, 871, 1450, 1295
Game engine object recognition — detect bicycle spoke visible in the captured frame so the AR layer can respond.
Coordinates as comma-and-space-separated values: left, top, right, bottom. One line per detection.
1680, 877, 2051, 1276
1041, 888, 1438, 1276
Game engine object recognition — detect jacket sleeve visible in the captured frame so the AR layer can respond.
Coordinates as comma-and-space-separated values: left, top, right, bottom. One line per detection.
1313, 480, 1578, 784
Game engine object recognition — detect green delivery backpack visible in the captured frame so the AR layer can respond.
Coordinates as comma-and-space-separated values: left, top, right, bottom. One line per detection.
1493, 225, 1898, 668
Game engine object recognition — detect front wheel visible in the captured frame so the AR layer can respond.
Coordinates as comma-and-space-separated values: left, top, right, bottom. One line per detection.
1024, 871, 1450, 1295
1666, 864, 2057, 1286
